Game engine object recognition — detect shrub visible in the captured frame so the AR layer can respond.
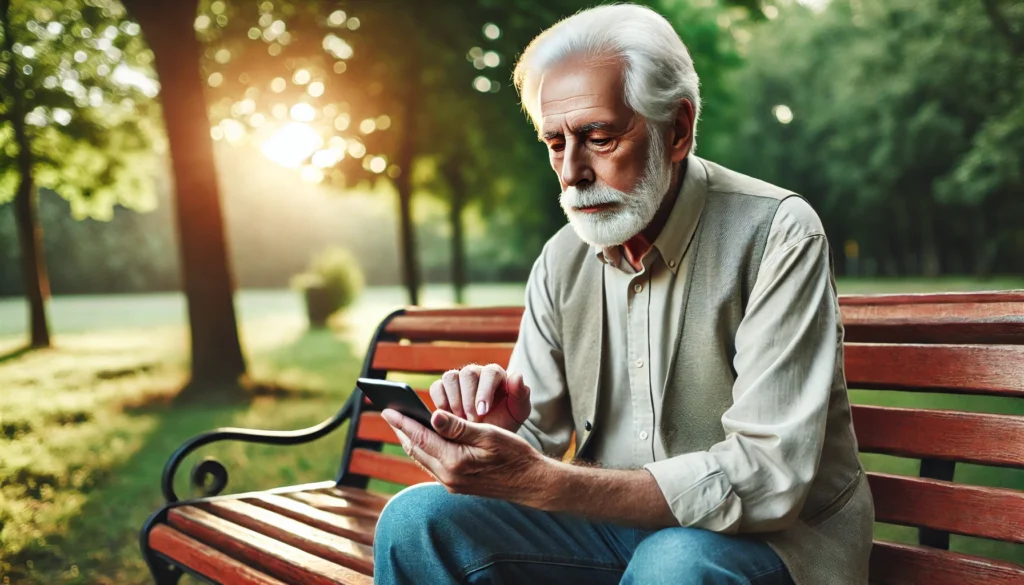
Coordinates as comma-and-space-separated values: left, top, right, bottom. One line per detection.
291, 247, 364, 326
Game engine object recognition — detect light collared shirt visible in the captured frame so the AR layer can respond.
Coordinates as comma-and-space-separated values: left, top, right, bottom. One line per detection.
511, 166, 838, 532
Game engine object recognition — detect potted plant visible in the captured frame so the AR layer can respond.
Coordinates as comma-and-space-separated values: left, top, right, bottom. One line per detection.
291, 247, 364, 328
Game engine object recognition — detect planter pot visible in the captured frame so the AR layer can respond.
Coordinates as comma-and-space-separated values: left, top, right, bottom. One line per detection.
304, 285, 334, 328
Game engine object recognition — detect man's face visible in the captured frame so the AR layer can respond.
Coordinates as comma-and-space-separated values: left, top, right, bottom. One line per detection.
538, 59, 671, 247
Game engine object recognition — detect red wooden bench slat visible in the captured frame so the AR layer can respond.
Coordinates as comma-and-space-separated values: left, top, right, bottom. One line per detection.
357, 411, 403, 445
200, 500, 374, 575
385, 315, 522, 343
839, 292, 1024, 345
245, 494, 376, 547
149, 524, 287, 585
868, 473, 1024, 543
844, 343, 1024, 396
285, 492, 381, 521
869, 540, 1024, 585
402, 307, 526, 317
371, 342, 514, 374
851, 405, 1024, 468
839, 291, 1024, 305
349, 447, 432, 485
316, 486, 391, 510
168, 506, 373, 585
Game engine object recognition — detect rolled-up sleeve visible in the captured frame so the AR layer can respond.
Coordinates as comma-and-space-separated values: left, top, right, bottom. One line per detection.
509, 242, 575, 458
644, 198, 838, 533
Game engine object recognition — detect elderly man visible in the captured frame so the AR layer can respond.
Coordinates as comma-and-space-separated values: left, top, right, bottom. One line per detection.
374, 4, 872, 584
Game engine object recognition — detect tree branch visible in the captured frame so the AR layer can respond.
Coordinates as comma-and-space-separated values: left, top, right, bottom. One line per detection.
980, 0, 1024, 57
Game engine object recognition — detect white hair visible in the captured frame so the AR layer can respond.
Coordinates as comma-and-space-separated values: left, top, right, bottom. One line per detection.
513, 3, 702, 150
559, 118, 672, 247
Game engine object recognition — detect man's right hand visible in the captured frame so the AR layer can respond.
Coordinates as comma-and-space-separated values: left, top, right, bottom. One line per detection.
428, 364, 532, 433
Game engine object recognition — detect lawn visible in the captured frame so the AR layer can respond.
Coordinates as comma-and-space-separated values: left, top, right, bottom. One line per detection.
0, 279, 1021, 583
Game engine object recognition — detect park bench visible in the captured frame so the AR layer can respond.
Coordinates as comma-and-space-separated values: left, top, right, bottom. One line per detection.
140, 291, 1024, 584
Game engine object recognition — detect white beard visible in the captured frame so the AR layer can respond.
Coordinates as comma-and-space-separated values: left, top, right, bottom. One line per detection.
559, 127, 673, 248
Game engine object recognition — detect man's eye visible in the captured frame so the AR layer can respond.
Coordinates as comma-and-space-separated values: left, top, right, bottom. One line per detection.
590, 138, 611, 146
549, 142, 565, 152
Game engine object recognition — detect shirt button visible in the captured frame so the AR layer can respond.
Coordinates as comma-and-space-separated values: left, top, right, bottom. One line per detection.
668, 260, 676, 268
584, 420, 592, 431
639, 430, 649, 440
634, 283, 643, 293
635, 358, 644, 368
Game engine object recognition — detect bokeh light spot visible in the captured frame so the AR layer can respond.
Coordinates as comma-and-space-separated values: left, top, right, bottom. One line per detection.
483, 51, 500, 67
359, 119, 376, 134
262, 123, 323, 168
208, 72, 223, 87
773, 104, 794, 124
334, 113, 350, 131
194, 15, 210, 31
328, 10, 346, 27
308, 81, 325, 97
290, 102, 316, 122
347, 17, 360, 30
473, 76, 492, 92
375, 115, 391, 130
293, 69, 311, 84
484, 23, 501, 39
271, 77, 286, 92
300, 165, 325, 183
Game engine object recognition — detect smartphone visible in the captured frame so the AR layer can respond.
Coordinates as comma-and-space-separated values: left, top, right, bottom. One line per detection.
356, 378, 434, 428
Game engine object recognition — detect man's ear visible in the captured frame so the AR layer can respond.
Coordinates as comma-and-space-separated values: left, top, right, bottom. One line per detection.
668, 99, 695, 163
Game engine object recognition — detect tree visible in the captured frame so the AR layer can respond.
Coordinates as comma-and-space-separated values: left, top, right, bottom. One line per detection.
720, 0, 1024, 277
121, 0, 248, 389
0, 0, 158, 347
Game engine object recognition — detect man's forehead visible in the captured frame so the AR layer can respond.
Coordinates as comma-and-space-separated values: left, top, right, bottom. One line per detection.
537, 60, 629, 129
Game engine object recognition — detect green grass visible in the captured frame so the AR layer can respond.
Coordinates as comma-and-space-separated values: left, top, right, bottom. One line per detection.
0, 280, 1021, 583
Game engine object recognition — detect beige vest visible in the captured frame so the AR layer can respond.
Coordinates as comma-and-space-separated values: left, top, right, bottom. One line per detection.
547, 157, 873, 585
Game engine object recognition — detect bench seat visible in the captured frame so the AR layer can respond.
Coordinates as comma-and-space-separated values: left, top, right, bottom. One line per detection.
142, 293, 1024, 584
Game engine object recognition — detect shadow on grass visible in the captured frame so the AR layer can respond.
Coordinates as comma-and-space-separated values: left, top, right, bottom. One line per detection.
4, 329, 367, 584
0, 344, 34, 364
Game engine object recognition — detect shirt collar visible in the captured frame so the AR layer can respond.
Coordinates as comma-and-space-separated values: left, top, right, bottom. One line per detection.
594, 154, 708, 274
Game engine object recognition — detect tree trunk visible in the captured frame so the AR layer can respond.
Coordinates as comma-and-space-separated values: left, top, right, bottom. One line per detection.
2, 0, 51, 348
442, 161, 467, 305
919, 199, 941, 278
123, 0, 247, 388
393, 84, 421, 306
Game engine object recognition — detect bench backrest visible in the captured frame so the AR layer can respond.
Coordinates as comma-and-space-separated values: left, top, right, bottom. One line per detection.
345, 293, 1024, 584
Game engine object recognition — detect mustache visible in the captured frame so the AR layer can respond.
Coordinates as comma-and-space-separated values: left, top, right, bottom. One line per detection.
560, 184, 627, 209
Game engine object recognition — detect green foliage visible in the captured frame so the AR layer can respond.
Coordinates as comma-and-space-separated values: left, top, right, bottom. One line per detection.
292, 246, 365, 315
0, 0, 160, 218
720, 0, 1024, 277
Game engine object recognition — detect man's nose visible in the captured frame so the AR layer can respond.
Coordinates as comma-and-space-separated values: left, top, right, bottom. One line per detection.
561, 143, 595, 188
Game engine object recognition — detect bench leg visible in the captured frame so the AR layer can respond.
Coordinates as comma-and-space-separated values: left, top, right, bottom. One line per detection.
141, 508, 183, 585
146, 557, 183, 585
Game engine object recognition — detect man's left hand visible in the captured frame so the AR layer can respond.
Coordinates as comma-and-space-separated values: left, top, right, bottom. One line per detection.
381, 408, 549, 506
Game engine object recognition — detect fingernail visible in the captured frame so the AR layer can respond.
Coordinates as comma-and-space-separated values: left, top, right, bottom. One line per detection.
381, 409, 400, 425
477, 401, 489, 416
432, 411, 449, 431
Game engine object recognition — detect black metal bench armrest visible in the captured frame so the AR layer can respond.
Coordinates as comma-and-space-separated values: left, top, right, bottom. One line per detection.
161, 392, 358, 503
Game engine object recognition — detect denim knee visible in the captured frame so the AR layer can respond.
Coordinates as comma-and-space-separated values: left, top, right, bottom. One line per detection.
624, 528, 788, 585
375, 483, 450, 550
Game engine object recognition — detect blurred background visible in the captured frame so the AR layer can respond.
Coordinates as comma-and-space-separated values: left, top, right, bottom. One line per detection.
0, 0, 1022, 582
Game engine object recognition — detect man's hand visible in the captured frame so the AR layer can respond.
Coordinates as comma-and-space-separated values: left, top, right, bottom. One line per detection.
429, 364, 532, 432
382, 408, 549, 505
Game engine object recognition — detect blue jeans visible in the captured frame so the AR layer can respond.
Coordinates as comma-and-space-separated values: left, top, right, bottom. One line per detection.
374, 484, 793, 585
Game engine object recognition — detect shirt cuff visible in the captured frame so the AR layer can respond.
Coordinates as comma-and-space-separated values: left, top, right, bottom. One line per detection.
644, 452, 742, 533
